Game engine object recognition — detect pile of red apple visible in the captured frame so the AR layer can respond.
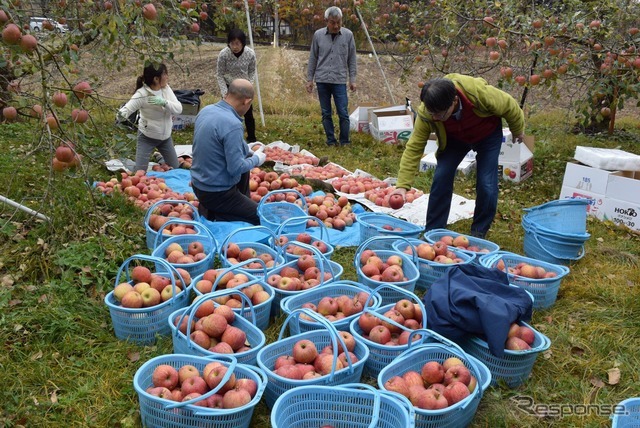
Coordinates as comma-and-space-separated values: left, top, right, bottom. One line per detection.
113, 265, 187, 308
400, 241, 466, 264
194, 269, 271, 308
364, 186, 424, 209
249, 168, 313, 203
434, 234, 491, 253
178, 155, 192, 169
305, 193, 356, 230
298, 290, 372, 322
222, 243, 277, 269
263, 146, 320, 166
358, 249, 409, 283
147, 204, 198, 235
271, 332, 359, 380
356, 299, 424, 346
146, 360, 258, 409
172, 299, 251, 355
505, 323, 536, 350
95, 171, 198, 211
494, 260, 557, 279
266, 255, 333, 292
331, 176, 389, 194
289, 164, 350, 180
275, 233, 330, 256
160, 240, 209, 265
382, 356, 477, 410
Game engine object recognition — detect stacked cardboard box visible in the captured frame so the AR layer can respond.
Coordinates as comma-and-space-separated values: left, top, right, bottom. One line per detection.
498, 130, 534, 182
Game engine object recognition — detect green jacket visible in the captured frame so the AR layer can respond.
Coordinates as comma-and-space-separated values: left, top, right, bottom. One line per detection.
396, 73, 524, 190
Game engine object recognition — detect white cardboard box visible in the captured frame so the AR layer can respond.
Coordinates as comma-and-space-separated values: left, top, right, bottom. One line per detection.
498, 136, 534, 182
605, 173, 640, 204
559, 185, 606, 218
349, 104, 377, 133
574, 146, 640, 171
172, 114, 197, 131
600, 197, 640, 232
419, 152, 476, 175
369, 122, 413, 145
561, 162, 618, 194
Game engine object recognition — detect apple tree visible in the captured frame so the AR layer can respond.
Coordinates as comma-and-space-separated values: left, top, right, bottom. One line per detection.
356, 0, 640, 134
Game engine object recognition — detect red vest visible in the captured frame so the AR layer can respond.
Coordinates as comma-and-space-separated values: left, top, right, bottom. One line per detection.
443, 89, 500, 144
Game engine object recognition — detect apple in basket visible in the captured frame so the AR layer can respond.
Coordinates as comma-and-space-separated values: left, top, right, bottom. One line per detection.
417, 389, 449, 410
292, 339, 318, 364
443, 381, 470, 405
384, 376, 411, 397
152, 364, 179, 390
442, 357, 464, 372
358, 312, 381, 334
368, 325, 392, 344
222, 387, 252, 409
416, 243, 436, 261
444, 365, 471, 386
225, 243, 241, 259
421, 361, 445, 384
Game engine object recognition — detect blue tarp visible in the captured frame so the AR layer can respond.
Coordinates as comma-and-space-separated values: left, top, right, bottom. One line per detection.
147, 169, 365, 247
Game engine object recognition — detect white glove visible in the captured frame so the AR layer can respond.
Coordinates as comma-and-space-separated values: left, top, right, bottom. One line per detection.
116, 109, 128, 121
253, 150, 266, 166
248, 142, 265, 151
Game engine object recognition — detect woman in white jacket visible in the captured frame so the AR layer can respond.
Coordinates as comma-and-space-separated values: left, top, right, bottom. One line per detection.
118, 63, 182, 172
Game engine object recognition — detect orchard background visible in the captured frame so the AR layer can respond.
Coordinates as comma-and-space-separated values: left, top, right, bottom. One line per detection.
1, 1, 639, 427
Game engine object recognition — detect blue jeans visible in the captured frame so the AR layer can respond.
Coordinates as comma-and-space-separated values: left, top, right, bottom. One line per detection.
316, 83, 350, 145
426, 125, 503, 237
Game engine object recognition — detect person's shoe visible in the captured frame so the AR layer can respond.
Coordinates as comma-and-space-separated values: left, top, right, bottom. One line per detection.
470, 230, 486, 239
339, 141, 351, 146
326, 141, 337, 146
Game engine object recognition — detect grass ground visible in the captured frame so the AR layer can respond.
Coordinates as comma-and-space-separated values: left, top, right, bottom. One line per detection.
1, 47, 639, 428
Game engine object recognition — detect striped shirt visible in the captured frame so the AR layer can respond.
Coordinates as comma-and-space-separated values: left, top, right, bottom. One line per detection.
216, 46, 256, 97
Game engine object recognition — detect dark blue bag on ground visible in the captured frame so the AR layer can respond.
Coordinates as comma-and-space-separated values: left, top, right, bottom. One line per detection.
424, 263, 533, 358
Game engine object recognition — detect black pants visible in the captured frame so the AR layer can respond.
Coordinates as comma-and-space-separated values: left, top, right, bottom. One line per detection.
245, 104, 256, 142
193, 171, 260, 225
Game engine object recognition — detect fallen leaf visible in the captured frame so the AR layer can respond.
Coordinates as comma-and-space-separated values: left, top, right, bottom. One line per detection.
128, 351, 140, 362
590, 377, 605, 388
37, 238, 45, 246
543, 349, 552, 359
596, 237, 604, 242
544, 315, 553, 323
571, 346, 585, 356
50, 390, 58, 404
9, 299, 22, 306
14, 324, 23, 332
30, 351, 43, 361
607, 368, 620, 385
38, 295, 48, 303
1, 275, 14, 286
25, 285, 36, 292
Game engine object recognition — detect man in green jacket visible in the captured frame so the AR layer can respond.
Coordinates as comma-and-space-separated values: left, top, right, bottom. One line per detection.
393, 74, 526, 238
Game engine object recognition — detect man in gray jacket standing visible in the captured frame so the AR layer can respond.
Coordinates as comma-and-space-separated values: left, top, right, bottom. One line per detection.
306, 6, 357, 146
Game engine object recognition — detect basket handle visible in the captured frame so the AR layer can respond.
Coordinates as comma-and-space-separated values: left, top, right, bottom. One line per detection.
275, 214, 332, 246
257, 189, 309, 215
330, 383, 383, 428
281, 240, 336, 283
143, 199, 200, 226
354, 236, 419, 272
279, 308, 355, 380
532, 231, 585, 261
420, 228, 453, 243
219, 225, 279, 259
153, 217, 216, 251
164, 356, 238, 409
362, 283, 427, 330
114, 254, 186, 295
210, 258, 268, 292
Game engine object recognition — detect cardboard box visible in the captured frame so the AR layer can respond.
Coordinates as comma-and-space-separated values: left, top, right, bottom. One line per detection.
574, 146, 640, 171
369, 122, 413, 145
349, 104, 377, 133
559, 185, 606, 218
172, 114, 197, 131
561, 162, 618, 194
498, 136, 534, 182
420, 152, 476, 175
605, 173, 640, 204
600, 197, 640, 232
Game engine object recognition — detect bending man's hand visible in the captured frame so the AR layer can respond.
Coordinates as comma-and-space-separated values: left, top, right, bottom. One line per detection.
514, 133, 526, 143
390, 187, 407, 202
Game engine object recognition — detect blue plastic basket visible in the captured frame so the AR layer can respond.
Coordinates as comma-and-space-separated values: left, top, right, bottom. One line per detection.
349, 283, 427, 378
354, 236, 420, 305
280, 280, 383, 335
357, 212, 423, 248
378, 330, 492, 428
523, 199, 589, 235
169, 289, 266, 365
422, 228, 500, 265
274, 215, 335, 261
133, 354, 266, 428
392, 237, 476, 291
522, 216, 589, 265
267, 241, 344, 317
151, 225, 217, 279
271, 383, 416, 428
219, 225, 285, 277
479, 251, 570, 309
105, 255, 191, 344
256, 309, 370, 409
257, 189, 308, 233
191, 259, 274, 331
459, 321, 551, 388
611, 397, 640, 427
143, 199, 200, 249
